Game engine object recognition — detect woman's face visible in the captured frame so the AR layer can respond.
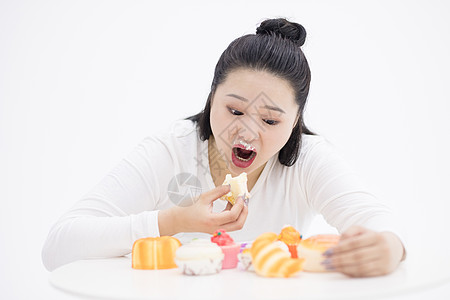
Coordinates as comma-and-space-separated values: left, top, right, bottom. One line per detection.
209, 68, 299, 176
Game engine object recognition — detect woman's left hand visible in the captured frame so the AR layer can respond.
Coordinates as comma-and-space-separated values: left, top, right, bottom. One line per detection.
323, 226, 406, 277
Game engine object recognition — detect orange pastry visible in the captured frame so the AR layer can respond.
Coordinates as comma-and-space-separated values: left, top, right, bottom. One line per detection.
132, 236, 181, 269
297, 234, 340, 272
251, 232, 304, 278
278, 225, 302, 258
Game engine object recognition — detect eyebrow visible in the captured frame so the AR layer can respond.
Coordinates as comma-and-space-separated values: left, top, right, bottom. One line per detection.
226, 93, 248, 102
226, 93, 286, 114
261, 105, 285, 114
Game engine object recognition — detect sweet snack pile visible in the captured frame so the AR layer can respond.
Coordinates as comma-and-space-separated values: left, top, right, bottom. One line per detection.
211, 229, 240, 269
132, 236, 181, 270
174, 239, 224, 275
278, 225, 302, 258
220, 172, 251, 205
131, 227, 341, 278
251, 232, 304, 278
297, 234, 340, 272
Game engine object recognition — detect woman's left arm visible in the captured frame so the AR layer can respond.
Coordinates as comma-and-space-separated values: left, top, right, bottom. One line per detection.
301, 137, 407, 277
323, 225, 406, 277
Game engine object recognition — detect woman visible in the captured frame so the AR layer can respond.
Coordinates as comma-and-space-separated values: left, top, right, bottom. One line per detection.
42, 18, 406, 277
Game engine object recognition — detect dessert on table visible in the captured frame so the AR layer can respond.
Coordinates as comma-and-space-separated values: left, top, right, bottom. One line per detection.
211, 229, 241, 269
278, 225, 303, 258
132, 236, 181, 270
251, 232, 305, 278
174, 238, 225, 275
297, 234, 340, 272
238, 242, 254, 271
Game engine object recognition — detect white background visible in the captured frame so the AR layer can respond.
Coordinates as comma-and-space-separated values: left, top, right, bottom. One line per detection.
1, 0, 449, 299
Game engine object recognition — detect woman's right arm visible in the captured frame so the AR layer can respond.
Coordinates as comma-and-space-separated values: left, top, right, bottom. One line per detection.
41, 137, 166, 271
42, 136, 248, 271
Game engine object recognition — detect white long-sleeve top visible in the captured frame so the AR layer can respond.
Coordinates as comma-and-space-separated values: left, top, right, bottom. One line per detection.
42, 119, 405, 271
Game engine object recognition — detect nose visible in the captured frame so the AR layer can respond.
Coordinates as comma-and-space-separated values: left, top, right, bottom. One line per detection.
234, 114, 261, 145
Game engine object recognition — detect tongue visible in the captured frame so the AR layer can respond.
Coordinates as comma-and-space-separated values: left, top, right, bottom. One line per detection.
236, 148, 253, 159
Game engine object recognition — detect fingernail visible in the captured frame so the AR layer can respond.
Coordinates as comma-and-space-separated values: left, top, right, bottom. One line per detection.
325, 264, 335, 271
323, 249, 333, 257
237, 195, 248, 206
321, 259, 335, 270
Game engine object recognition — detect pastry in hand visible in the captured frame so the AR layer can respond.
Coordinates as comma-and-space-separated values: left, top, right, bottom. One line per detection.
297, 234, 340, 272
251, 232, 304, 278
175, 239, 224, 275
220, 172, 251, 205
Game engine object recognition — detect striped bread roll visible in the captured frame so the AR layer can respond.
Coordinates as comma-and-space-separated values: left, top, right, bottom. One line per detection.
251, 232, 304, 278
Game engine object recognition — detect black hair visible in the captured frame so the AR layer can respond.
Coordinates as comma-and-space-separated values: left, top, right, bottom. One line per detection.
186, 18, 316, 167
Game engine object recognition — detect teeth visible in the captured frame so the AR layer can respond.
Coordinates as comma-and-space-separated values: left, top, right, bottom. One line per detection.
235, 139, 256, 152
234, 148, 256, 162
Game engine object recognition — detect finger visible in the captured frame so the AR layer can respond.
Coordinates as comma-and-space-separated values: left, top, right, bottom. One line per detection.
340, 225, 367, 240
337, 259, 381, 278
199, 185, 230, 204
326, 246, 381, 270
219, 201, 248, 232
213, 196, 245, 225
331, 231, 378, 255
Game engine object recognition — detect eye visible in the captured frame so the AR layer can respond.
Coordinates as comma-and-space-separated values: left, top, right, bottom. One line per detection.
227, 107, 243, 116
263, 119, 279, 125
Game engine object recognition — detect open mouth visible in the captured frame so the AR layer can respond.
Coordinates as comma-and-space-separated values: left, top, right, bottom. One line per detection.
232, 147, 257, 162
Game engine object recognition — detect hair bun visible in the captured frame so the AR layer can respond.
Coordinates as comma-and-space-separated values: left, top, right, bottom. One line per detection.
256, 18, 307, 47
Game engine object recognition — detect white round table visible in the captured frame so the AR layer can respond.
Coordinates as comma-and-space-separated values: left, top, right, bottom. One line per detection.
49, 246, 450, 300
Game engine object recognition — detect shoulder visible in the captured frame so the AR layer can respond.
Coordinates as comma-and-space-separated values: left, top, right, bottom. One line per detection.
300, 134, 328, 152
170, 119, 198, 139
298, 134, 337, 161
127, 119, 200, 177
276, 133, 347, 172
134, 119, 201, 175
140, 119, 199, 148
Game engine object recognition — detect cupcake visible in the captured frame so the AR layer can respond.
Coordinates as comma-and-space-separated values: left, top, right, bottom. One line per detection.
238, 242, 254, 271
278, 225, 302, 258
174, 239, 224, 275
211, 229, 240, 269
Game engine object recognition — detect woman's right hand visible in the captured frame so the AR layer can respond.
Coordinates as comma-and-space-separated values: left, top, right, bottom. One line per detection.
158, 185, 248, 235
